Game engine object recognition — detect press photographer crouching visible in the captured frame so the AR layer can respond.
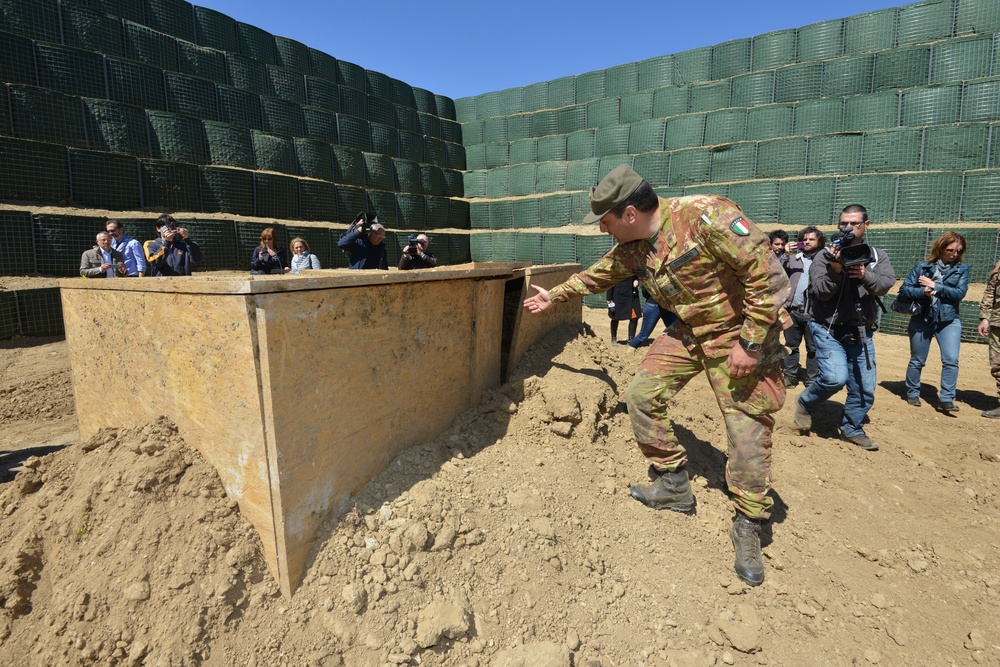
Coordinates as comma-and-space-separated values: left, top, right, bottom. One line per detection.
337, 211, 388, 270
793, 204, 896, 452
398, 233, 437, 270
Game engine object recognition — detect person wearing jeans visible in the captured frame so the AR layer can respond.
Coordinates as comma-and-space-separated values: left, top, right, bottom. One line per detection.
898, 232, 969, 413
803, 323, 876, 440
628, 288, 677, 347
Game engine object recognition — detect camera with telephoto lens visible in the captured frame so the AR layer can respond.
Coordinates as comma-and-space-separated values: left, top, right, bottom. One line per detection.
828, 230, 873, 268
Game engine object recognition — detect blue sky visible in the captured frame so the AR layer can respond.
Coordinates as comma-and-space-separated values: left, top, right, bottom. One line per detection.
195, 0, 907, 101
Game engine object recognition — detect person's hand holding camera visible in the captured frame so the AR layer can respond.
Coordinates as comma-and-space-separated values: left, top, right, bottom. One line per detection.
847, 263, 866, 281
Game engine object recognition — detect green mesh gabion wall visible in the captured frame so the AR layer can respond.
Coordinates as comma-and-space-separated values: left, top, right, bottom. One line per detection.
459, 0, 1000, 311
0, 0, 468, 234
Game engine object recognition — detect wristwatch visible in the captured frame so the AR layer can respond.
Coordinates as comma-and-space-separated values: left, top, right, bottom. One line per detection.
738, 338, 762, 353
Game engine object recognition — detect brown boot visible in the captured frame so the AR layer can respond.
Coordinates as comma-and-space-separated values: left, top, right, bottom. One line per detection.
983, 407, 1000, 419
629, 466, 695, 512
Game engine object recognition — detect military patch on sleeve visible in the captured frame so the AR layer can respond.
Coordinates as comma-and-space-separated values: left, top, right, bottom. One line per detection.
729, 217, 750, 236
667, 246, 700, 271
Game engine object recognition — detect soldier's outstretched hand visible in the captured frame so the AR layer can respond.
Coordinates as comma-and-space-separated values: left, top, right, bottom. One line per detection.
523, 284, 552, 314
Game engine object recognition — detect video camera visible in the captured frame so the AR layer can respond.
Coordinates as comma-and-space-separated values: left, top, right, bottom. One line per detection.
827, 228, 872, 268
352, 211, 372, 233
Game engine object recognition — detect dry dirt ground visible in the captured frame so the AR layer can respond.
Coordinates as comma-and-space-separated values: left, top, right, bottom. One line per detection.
1, 307, 999, 667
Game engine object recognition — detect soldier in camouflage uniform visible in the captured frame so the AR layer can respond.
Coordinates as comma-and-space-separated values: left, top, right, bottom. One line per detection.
979, 259, 1000, 418
523, 165, 790, 586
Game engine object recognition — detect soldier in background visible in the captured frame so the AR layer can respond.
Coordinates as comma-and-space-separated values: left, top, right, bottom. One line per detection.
979, 259, 1000, 418
523, 165, 790, 587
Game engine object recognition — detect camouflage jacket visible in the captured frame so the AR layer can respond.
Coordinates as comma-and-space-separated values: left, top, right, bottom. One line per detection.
981, 260, 1000, 326
549, 195, 791, 358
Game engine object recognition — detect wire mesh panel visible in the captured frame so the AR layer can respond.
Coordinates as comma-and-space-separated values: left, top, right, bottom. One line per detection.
497, 87, 524, 116
448, 198, 469, 229
515, 232, 544, 263
285, 223, 332, 265
961, 76, 1000, 122
673, 46, 712, 85
960, 169, 1000, 221
424, 195, 449, 229
897, 0, 956, 47
704, 109, 746, 146
756, 137, 807, 178
199, 165, 254, 215
956, 0, 1000, 35
487, 200, 512, 230
369, 122, 398, 157
798, 18, 845, 62
779, 177, 837, 225
454, 96, 476, 124
557, 105, 588, 134
226, 54, 269, 95
483, 116, 507, 144
15, 287, 63, 335
0, 292, 16, 337
253, 130, 296, 174
327, 146, 361, 188
293, 137, 333, 181
463, 170, 486, 199
300, 106, 337, 143
204, 121, 254, 168
140, 159, 199, 211
338, 86, 367, 120
542, 232, 577, 264
216, 85, 263, 130
420, 163, 445, 197
9, 86, 86, 147
532, 135, 563, 163
267, 64, 306, 105
689, 79, 731, 113
752, 29, 798, 72
731, 71, 775, 109
924, 123, 988, 170
335, 113, 368, 151
486, 166, 509, 199
794, 98, 845, 137
620, 91, 654, 124
1, 0, 60, 42
845, 8, 898, 55
364, 69, 393, 101
511, 197, 541, 228
822, 54, 875, 98
298, 179, 337, 222
595, 126, 630, 157
806, 133, 863, 176
0, 137, 68, 203
482, 142, 507, 170
576, 233, 614, 266
862, 227, 928, 281
633, 152, 670, 186
488, 230, 514, 260
145, 0, 195, 43
442, 169, 462, 198
606, 62, 639, 98
664, 113, 705, 150
587, 98, 620, 128
833, 174, 898, 222
507, 163, 536, 197
235, 20, 276, 64
0, 30, 35, 86
394, 104, 418, 134
413, 87, 436, 115
424, 137, 447, 168
896, 172, 963, 222
536, 161, 568, 193
564, 129, 594, 160
638, 55, 674, 92
83, 98, 148, 156
193, 6, 239, 53
177, 41, 227, 84
955, 226, 1000, 281
61, 3, 126, 58
125, 21, 179, 71
599, 155, 635, 179
529, 109, 559, 138
775, 62, 824, 103
469, 201, 489, 229
629, 119, 666, 154
710, 142, 756, 183
367, 95, 395, 129
366, 190, 396, 228
575, 70, 606, 105
0, 209, 33, 275
305, 76, 339, 112
261, 96, 304, 137
165, 72, 218, 120
335, 184, 366, 223
746, 104, 794, 140
509, 138, 537, 166
874, 46, 931, 92
254, 172, 299, 219
32, 214, 106, 276
652, 85, 689, 119
712, 39, 751, 80
34, 43, 105, 99
861, 127, 922, 172
273, 34, 310, 74
668, 147, 712, 186
932, 35, 994, 84
393, 157, 422, 194
475, 91, 500, 119
729, 180, 780, 222
396, 193, 424, 229
901, 83, 963, 127
69, 149, 141, 210
440, 119, 462, 144
844, 90, 900, 131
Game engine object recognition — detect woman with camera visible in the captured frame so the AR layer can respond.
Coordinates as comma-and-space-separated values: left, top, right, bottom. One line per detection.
250, 227, 290, 275
898, 232, 969, 412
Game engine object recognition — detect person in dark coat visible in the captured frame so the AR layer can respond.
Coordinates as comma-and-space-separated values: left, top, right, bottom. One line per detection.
607, 276, 640, 344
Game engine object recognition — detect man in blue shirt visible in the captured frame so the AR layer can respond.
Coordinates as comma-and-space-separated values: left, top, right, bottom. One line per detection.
106, 219, 146, 277
338, 212, 388, 270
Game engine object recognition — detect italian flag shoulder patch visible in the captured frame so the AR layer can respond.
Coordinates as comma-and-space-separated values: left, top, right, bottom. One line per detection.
729, 218, 750, 236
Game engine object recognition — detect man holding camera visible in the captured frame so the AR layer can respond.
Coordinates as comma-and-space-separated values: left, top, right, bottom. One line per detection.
338, 212, 388, 270
398, 233, 437, 270
143, 214, 203, 277
793, 205, 895, 451
80, 232, 127, 278
781, 226, 825, 388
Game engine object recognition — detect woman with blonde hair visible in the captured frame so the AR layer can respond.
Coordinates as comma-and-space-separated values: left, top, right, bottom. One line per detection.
289, 237, 321, 273
897, 231, 969, 413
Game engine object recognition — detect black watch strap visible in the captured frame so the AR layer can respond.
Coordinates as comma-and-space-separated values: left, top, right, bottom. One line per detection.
739, 337, 762, 353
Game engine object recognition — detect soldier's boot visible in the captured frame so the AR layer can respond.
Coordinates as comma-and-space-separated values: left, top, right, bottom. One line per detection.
793, 395, 812, 431
630, 466, 695, 512
730, 514, 765, 586
982, 406, 1000, 419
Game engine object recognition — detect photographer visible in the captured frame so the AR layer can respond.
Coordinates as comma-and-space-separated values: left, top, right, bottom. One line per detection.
781, 226, 825, 388
142, 214, 203, 277
793, 205, 895, 451
398, 233, 437, 270
337, 211, 388, 270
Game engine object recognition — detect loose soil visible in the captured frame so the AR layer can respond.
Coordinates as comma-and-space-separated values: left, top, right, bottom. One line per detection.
1, 308, 999, 667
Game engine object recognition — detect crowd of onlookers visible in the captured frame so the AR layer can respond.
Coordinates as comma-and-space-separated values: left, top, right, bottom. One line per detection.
79, 210, 438, 280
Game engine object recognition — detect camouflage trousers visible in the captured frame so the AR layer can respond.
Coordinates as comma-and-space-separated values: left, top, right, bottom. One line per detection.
990, 325, 1000, 398
624, 323, 785, 520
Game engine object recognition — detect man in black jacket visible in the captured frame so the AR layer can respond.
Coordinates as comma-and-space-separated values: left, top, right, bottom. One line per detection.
143, 214, 203, 277
338, 212, 388, 270
398, 233, 437, 270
